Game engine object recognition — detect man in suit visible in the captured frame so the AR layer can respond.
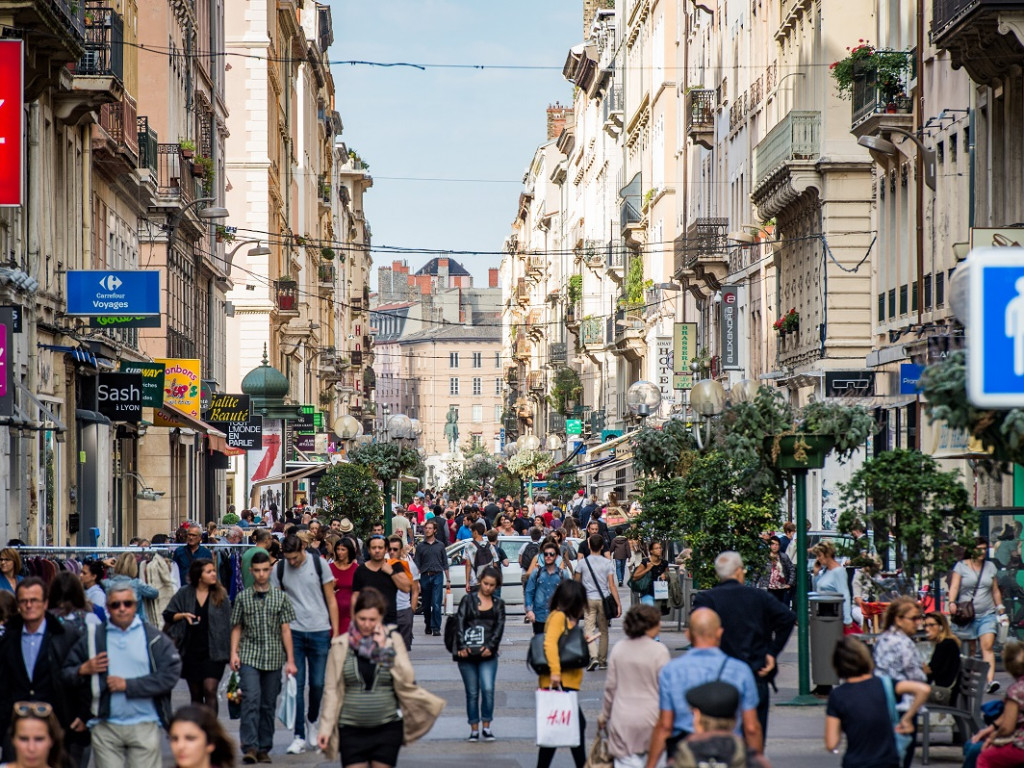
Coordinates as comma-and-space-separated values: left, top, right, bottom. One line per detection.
0, 577, 87, 764
692, 551, 795, 742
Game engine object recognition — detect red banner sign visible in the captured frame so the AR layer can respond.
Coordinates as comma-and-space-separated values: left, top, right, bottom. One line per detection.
0, 41, 23, 207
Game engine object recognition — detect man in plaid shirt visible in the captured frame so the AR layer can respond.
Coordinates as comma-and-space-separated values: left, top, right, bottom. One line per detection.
230, 550, 298, 764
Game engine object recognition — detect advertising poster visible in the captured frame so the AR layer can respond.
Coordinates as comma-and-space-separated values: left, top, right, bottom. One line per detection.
247, 419, 283, 511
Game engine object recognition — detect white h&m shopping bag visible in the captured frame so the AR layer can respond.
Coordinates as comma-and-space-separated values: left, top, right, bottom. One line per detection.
535, 689, 579, 747
444, 588, 455, 615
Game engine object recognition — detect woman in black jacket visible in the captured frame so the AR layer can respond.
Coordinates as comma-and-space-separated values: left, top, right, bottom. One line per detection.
923, 611, 961, 703
163, 558, 232, 714
454, 565, 506, 743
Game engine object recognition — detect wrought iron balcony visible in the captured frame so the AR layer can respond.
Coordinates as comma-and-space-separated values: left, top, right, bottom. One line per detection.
137, 116, 158, 175
676, 217, 729, 273
549, 342, 567, 364
75, 5, 124, 81
528, 371, 545, 391
516, 278, 530, 306
752, 110, 820, 189
851, 51, 915, 130
931, 0, 1024, 84
350, 349, 363, 367
685, 88, 716, 149
318, 262, 336, 286
156, 143, 196, 205
275, 280, 299, 314
580, 317, 604, 349
513, 336, 530, 362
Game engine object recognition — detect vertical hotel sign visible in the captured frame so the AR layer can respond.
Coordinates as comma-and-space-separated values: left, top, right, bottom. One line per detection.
0, 41, 23, 206
673, 322, 697, 389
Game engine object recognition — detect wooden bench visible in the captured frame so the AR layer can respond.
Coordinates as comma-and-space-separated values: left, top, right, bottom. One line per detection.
920, 656, 989, 765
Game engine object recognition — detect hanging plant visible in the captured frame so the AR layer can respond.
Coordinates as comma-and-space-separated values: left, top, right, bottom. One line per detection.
321, 246, 335, 261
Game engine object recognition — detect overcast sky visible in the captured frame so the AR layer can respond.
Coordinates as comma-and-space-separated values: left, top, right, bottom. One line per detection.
329, 1, 578, 288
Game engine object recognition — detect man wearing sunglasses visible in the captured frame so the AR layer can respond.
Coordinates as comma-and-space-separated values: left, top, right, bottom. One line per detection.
64, 581, 181, 768
0, 577, 85, 764
524, 544, 572, 635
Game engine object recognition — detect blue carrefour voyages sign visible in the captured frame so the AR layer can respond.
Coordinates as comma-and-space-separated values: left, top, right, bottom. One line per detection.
66, 271, 160, 316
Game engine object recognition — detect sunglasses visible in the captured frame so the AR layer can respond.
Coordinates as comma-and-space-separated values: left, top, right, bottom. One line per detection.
108, 600, 136, 610
13, 702, 53, 718
543, 551, 558, 557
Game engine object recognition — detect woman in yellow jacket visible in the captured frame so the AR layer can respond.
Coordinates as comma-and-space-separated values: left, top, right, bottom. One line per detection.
538, 579, 590, 768
317, 587, 443, 768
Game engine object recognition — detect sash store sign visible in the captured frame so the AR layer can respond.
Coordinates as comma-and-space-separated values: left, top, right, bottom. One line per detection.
96, 373, 143, 422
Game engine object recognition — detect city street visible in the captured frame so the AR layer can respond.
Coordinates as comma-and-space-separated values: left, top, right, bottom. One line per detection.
188, 589, 978, 768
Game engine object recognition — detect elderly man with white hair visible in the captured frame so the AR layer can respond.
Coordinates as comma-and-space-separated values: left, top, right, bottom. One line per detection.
691, 551, 796, 745
172, 523, 213, 582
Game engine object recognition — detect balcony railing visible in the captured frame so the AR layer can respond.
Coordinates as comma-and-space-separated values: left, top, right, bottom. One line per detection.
549, 342, 567, 364
528, 371, 545, 391
602, 83, 623, 125
679, 217, 730, 271
75, 5, 124, 81
137, 116, 158, 174
752, 110, 820, 188
685, 88, 715, 149
580, 317, 603, 348
156, 143, 195, 205
318, 174, 331, 204
851, 52, 915, 126
351, 350, 363, 367
516, 278, 530, 305
318, 263, 335, 285
99, 92, 138, 156
932, 0, 1013, 38
620, 197, 642, 229
275, 280, 298, 312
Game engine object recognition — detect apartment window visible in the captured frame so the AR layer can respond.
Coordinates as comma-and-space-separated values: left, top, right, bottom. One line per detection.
450, 377, 459, 396
471, 434, 482, 450
494, 351, 500, 367
472, 352, 482, 368
495, 378, 502, 395
449, 352, 459, 368
472, 404, 483, 422
472, 377, 482, 395
494, 405, 502, 423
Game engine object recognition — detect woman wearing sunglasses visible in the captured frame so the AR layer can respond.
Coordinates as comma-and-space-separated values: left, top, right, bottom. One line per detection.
6, 701, 65, 768
873, 597, 928, 768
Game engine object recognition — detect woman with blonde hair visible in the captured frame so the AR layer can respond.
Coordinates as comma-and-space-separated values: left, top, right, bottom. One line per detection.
107, 551, 159, 622
812, 541, 853, 629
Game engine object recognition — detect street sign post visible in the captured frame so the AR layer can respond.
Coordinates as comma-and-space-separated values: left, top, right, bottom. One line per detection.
66, 271, 161, 316
968, 247, 1024, 407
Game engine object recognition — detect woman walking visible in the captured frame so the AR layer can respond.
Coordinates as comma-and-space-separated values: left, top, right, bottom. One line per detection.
537, 580, 590, 768
949, 536, 1004, 693
873, 597, 928, 768
454, 566, 506, 742
168, 705, 236, 768
163, 558, 232, 713
0, 547, 23, 593
760, 537, 795, 605
330, 538, 358, 636
599, 605, 670, 768
317, 588, 414, 768
630, 541, 669, 607
812, 541, 853, 630
5, 701, 66, 768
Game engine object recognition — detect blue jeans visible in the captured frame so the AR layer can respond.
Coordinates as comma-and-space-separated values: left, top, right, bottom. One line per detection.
420, 571, 445, 632
457, 657, 498, 726
641, 594, 655, 606
238, 665, 283, 753
615, 559, 626, 584
291, 629, 330, 737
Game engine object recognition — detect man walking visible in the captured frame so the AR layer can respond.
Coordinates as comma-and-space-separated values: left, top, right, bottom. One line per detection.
524, 540, 572, 634
692, 551, 795, 740
576, 534, 621, 669
172, 523, 213, 582
242, 529, 274, 589
64, 581, 182, 768
646, 608, 762, 767
0, 578, 85, 763
464, 521, 495, 594
231, 550, 298, 764
352, 535, 412, 625
414, 520, 449, 636
272, 535, 339, 754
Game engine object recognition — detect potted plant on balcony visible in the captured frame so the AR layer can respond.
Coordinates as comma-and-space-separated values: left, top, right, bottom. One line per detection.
321, 246, 335, 261
178, 139, 196, 159
192, 155, 213, 179
829, 41, 909, 107
215, 225, 235, 244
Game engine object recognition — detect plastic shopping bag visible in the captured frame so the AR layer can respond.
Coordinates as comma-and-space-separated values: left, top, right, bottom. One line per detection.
444, 588, 455, 615
276, 674, 297, 731
653, 580, 670, 600
535, 688, 579, 748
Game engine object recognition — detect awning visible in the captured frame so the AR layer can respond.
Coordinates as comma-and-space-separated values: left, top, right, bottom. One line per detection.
589, 430, 635, 458
16, 383, 66, 431
250, 463, 326, 490
38, 344, 97, 367
208, 433, 244, 456
154, 403, 227, 437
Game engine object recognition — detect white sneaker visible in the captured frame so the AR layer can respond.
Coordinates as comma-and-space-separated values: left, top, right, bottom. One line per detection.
306, 721, 320, 751
286, 737, 306, 755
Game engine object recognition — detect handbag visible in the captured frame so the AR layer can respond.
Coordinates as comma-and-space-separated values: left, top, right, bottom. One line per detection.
535, 688, 580, 748
928, 683, 955, 705
584, 729, 613, 768
394, 680, 446, 745
880, 675, 912, 763
161, 617, 189, 652
584, 556, 618, 622
952, 559, 983, 627
527, 619, 591, 675
630, 567, 654, 595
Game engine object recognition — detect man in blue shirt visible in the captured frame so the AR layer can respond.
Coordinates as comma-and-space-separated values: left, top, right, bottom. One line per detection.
524, 541, 571, 635
172, 523, 213, 582
645, 608, 763, 768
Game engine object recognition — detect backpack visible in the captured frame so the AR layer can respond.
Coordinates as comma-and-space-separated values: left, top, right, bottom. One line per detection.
520, 541, 540, 569
672, 734, 753, 768
276, 554, 330, 612
443, 614, 459, 652
472, 541, 494, 580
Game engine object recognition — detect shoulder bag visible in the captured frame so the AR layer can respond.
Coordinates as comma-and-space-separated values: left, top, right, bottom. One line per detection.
951, 559, 984, 627
527, 618, 590, 674
585, 555, 618, 621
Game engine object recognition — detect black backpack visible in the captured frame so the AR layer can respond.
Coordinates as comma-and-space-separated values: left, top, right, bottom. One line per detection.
472, 541, 494, 579
444, 613, 459, 652
520, 541, 540, 569
276, 553, 330, 612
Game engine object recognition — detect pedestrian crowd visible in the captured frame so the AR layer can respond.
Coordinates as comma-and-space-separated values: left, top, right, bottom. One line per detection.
2, 491, 1024, 768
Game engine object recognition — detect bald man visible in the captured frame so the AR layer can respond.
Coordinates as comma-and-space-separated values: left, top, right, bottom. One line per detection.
645, 608, 763, 768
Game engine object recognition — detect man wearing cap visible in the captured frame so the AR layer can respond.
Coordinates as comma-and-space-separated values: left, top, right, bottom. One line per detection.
645, 608, 762, 768
673, 682, 772, 768
693, 551, 795, 740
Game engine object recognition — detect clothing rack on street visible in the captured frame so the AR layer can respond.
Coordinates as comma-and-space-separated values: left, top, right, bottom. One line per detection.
13, 544, 254, 555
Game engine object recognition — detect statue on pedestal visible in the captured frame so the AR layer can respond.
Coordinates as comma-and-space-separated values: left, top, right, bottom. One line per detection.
443, 406, 460, 454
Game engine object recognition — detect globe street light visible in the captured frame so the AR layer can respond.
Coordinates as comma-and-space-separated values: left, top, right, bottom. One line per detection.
518, 433, 541, 452
731, 379, 760, 404
689, 378, 727, 449
626, 380, 662, 420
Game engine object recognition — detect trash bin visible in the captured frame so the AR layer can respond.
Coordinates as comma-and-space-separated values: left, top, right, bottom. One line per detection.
809, 593, 846, 687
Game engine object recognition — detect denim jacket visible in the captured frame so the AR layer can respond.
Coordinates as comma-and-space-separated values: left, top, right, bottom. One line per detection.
524, 566, 570, 621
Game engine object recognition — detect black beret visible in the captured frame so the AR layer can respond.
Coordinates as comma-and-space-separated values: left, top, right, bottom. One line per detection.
685, 681, 740, 719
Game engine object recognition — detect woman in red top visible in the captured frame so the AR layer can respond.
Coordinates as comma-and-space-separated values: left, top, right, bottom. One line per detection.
329, 537, 358, 635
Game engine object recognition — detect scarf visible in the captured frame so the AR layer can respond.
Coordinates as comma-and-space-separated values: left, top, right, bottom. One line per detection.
347, 623, 396, 668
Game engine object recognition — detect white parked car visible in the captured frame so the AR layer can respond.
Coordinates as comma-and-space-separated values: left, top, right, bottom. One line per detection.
445, 535, 580, 610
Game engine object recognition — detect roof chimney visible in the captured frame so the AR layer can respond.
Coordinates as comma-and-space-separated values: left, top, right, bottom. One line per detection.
488, 268, 499, 288
547, 103, 570, 140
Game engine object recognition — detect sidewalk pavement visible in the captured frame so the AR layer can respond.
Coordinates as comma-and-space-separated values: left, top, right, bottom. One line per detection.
166, 587, 990, 767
